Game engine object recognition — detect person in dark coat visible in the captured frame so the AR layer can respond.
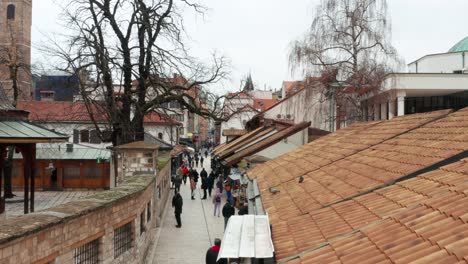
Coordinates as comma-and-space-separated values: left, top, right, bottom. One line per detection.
206, 238, 227, 264
216, 178, 223, 193
195, 155, 199, 167
200, 155, 205, 167
207, 171, 215, 197
172, 191, 183, 228
191, 169, 199, 183
201, 168, 209, 199
222, 200, 235, 230
238, 203, 248, 215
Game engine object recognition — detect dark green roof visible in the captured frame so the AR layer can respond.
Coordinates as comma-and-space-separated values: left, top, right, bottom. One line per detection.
448, 37, 468, 53
0, 121, 69, 141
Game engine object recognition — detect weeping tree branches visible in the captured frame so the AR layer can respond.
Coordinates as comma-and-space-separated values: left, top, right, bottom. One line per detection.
47, 0, 231, 145
290, 0, 401, 122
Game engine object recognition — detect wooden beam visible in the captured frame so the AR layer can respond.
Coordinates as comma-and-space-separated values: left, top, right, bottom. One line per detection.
30, 144, 36, 212
0, 145, 6, 214
22, 145, 30, 214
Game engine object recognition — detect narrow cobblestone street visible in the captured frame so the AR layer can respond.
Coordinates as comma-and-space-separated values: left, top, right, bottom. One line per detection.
152, 156, 229, 264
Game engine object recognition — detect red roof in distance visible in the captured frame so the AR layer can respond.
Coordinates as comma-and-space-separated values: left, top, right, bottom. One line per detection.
16, 101, 181, 125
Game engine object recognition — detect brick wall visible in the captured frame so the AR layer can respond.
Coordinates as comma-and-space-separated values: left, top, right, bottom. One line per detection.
0, 174, 169, 264
0, 0, 33, 100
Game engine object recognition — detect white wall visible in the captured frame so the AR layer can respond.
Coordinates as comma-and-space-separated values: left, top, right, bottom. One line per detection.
382, 73, 468, 94
220, 110, 257, 144
408, 52, 466, 73
264, 86, 331, 131
250, 90, 273, 99
144, 124, 179, 145
256, 128, 308, 159
35, 121, 178, 146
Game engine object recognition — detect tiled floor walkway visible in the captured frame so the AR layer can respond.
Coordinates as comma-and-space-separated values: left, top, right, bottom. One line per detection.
152, 156, 229, 264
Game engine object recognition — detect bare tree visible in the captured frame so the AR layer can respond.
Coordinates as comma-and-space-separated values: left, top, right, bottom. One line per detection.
43, 0, 234, 147
290, 0, 400, 123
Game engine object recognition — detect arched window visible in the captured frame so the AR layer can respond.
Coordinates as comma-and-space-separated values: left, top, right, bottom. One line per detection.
7, 4, 15, 20
158, 132, 163, 140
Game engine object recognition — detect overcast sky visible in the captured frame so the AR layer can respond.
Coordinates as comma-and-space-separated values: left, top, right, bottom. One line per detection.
32, 0, 468, 94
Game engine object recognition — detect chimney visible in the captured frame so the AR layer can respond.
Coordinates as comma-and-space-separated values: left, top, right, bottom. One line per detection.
66, 143, 74, 153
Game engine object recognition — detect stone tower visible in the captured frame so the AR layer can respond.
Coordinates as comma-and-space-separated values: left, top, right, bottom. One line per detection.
0, 0, 32, 101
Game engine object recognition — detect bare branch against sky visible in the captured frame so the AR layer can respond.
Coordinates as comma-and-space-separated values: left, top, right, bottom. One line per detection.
32, 0, 468, 91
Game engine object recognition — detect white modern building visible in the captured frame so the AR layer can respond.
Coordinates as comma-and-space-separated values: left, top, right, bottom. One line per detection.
361, 37, 468, 120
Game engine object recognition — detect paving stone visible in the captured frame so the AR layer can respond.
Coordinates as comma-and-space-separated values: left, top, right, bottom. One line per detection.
152, 156, 230, 264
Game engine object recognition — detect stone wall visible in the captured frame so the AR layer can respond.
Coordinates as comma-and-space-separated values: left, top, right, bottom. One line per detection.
0, 174, 166, 264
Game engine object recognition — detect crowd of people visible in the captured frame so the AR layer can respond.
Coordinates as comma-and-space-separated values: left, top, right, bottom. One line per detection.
170, 147, 246, 264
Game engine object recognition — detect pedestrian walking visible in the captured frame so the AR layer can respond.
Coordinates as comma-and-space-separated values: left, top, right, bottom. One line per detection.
206, 238, 227, 264
222, 200, 235, 230
212, 189, 222, 217
174, 172, 182, 194
238, 203, 248, 215
216, 177, 223, 193
200, 155, 205, 167
201, 168, 208, 199
208, 171, 215, 197
172, 191, 183, 228
225, 179, 232, 202
182, 165, 189, 185
188, 155, 193, 167
190, 177, 196, 200
191, 168, 199, 184
195, 155, 199, 167
204, 149, 209, 158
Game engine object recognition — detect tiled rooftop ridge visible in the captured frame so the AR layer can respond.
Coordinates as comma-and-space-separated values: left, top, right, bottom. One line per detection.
249, 107, 468, 262
248, 109, 453, 188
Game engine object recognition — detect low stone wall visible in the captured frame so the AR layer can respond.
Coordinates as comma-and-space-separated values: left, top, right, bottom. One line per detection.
154, 161, 171, 227
0, 175, 160, 264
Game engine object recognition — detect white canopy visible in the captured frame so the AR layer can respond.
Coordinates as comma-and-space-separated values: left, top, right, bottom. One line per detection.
218, 215, 274, 260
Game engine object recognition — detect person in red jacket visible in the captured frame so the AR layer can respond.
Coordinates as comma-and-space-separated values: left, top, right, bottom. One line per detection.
182, 165, 189, 185
205, 238, 227, 264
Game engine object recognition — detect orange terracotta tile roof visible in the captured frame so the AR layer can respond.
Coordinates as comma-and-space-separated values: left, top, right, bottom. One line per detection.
245, 108, 468, 261
248, 109, 452, 187
222, 128, 247, 137
16, 101, 181, 125
289, 161, 468, 263
273, 158, 468, 262
253, 98, 279, 112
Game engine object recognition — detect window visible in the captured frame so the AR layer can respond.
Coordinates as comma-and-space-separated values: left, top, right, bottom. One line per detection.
114, 222, 133, 258
169, 114, 184, 121
140, 212, 145, 235
73, 130, 79, 144
74, 238, 99, 264
84, 166, 102, 179
102, 130, 112, 142
147, 202, 151, 222
80, 130, 90, 143
90, 130, 101, 144
7, 4, 15, 20
64, 167, 80, 179
157, 133, 163, 140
